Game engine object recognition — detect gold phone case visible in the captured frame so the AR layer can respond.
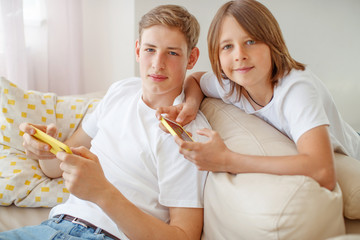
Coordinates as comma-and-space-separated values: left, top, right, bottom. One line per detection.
160, 117, 194, 142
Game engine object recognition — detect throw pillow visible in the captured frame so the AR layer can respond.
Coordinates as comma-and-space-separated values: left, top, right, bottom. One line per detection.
0, 77, 100, 207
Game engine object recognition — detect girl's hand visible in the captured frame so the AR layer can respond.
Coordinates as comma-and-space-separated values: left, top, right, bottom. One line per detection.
56, 147, 112, 203
174, 128, 230, 172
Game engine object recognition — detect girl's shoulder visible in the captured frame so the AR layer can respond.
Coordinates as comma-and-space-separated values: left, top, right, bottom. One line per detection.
277, 68, 320, 91
273, 68, 325, 104
282, 67, 316, 82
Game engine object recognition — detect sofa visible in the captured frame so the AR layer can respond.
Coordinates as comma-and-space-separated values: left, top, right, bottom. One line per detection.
1, 77, 360, 239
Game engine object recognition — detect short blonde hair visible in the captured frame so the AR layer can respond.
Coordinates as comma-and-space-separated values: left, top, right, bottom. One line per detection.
139, 5, 200, 54
208, 0, 305, 100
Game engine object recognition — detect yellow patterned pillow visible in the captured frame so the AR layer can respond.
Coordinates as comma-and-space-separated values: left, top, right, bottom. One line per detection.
0, 77, 100, 207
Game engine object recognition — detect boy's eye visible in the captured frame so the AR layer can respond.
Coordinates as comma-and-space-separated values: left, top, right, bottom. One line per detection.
246, 40, 256, 45
145, 48, 155, 52
169, 51, 179, 56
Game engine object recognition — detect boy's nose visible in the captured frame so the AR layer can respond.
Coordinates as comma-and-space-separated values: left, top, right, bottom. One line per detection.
152, 53, 166, 70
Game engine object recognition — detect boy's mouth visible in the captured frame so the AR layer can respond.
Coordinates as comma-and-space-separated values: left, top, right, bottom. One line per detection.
149, 74, 167, 82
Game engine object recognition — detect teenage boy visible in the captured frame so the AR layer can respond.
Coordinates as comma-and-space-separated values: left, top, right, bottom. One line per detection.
1, 5, 210, 240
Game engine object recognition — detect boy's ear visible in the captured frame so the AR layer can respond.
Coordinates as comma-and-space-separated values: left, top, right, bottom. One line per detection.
186, 47, 200, 70
135, 39, 140, 62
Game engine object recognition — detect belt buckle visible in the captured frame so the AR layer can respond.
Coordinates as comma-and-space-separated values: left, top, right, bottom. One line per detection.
72, 218, 88, 228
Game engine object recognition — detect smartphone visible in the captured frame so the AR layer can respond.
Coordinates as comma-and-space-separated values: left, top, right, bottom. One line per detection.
32, 126, 72, 154
160, 116, 194, 142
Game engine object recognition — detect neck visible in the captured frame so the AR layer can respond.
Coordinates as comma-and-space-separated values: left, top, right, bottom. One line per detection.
244, 87, 273, 109
141, 89, 182, 109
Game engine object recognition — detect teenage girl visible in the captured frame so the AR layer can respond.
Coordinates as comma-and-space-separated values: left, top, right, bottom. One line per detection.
156, 0, 360, 191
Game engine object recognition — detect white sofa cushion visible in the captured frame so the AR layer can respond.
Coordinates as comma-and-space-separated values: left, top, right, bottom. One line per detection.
334, 153, 360, 219
203, 173, 344, 240
200, 98, 347, 239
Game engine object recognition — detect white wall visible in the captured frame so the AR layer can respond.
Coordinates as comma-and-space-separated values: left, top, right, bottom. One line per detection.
82, 0, 135, 93
82, 0, 360, 130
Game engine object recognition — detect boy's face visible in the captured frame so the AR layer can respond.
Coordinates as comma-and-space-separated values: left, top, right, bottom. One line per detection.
136, 25, 198, 105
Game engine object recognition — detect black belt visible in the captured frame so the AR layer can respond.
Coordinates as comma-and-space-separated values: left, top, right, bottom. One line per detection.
54, 214, 121, 240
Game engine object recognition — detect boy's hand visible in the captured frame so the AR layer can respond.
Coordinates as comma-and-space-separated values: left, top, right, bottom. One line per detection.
57, 147, 112, 203
156, 102, 198, 131
19, 123, 58, 160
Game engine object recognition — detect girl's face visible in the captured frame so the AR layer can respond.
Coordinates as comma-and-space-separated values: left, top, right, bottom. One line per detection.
218, 16, 272, 90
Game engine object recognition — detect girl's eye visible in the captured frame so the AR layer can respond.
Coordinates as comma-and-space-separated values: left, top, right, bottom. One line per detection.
222, 44, 232, 50
145, 48, 155, 52
246, 40, 256, 45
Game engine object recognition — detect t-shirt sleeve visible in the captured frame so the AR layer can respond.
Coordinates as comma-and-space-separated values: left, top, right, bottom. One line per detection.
200, 71, 237, 104
281, 80, 330, 143
200, 71, 222, 98
82, 82, 118, 138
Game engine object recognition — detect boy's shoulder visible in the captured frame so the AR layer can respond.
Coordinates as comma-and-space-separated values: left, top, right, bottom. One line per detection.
100, 77, 142, 106
110, 77, 142, 90
105, 77, 142, 96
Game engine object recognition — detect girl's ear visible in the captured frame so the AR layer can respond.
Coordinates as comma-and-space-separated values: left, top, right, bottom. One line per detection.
135, 39, 140, 62
187, 47, 200, 70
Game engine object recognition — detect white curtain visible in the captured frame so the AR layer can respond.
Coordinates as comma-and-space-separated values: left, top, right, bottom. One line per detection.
0, 0, 29, 89
0, 0, 84, 95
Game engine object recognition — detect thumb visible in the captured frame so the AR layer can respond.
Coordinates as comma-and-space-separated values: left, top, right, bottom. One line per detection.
175, 111, 187, 124
176, 110, 194, 126
196, 128, 213, 137
46, 123, 58, 138
71, 147, 98, 162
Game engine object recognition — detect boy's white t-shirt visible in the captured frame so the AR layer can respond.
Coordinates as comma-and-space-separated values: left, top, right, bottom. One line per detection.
50, 77, 210, 239
200, 68, 360, 160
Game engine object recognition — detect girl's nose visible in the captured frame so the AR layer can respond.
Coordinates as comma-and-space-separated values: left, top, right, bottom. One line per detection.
234, 45, 248, 61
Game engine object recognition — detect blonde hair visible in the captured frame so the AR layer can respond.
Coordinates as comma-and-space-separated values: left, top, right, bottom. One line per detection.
139, 5, 200, 54
208, 0, 305, 100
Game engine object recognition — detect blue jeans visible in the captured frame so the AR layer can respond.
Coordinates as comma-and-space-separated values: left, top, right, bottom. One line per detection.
0, 216, 114, 240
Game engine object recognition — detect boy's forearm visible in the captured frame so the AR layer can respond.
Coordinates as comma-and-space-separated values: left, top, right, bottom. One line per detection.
95, 185, 200, 240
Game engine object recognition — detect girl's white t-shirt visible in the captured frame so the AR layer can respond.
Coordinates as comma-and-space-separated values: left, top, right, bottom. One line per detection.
200, 68, 360, 160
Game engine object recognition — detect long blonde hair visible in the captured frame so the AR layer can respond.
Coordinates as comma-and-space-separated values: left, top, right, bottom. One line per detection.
208, 0, 305, 100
